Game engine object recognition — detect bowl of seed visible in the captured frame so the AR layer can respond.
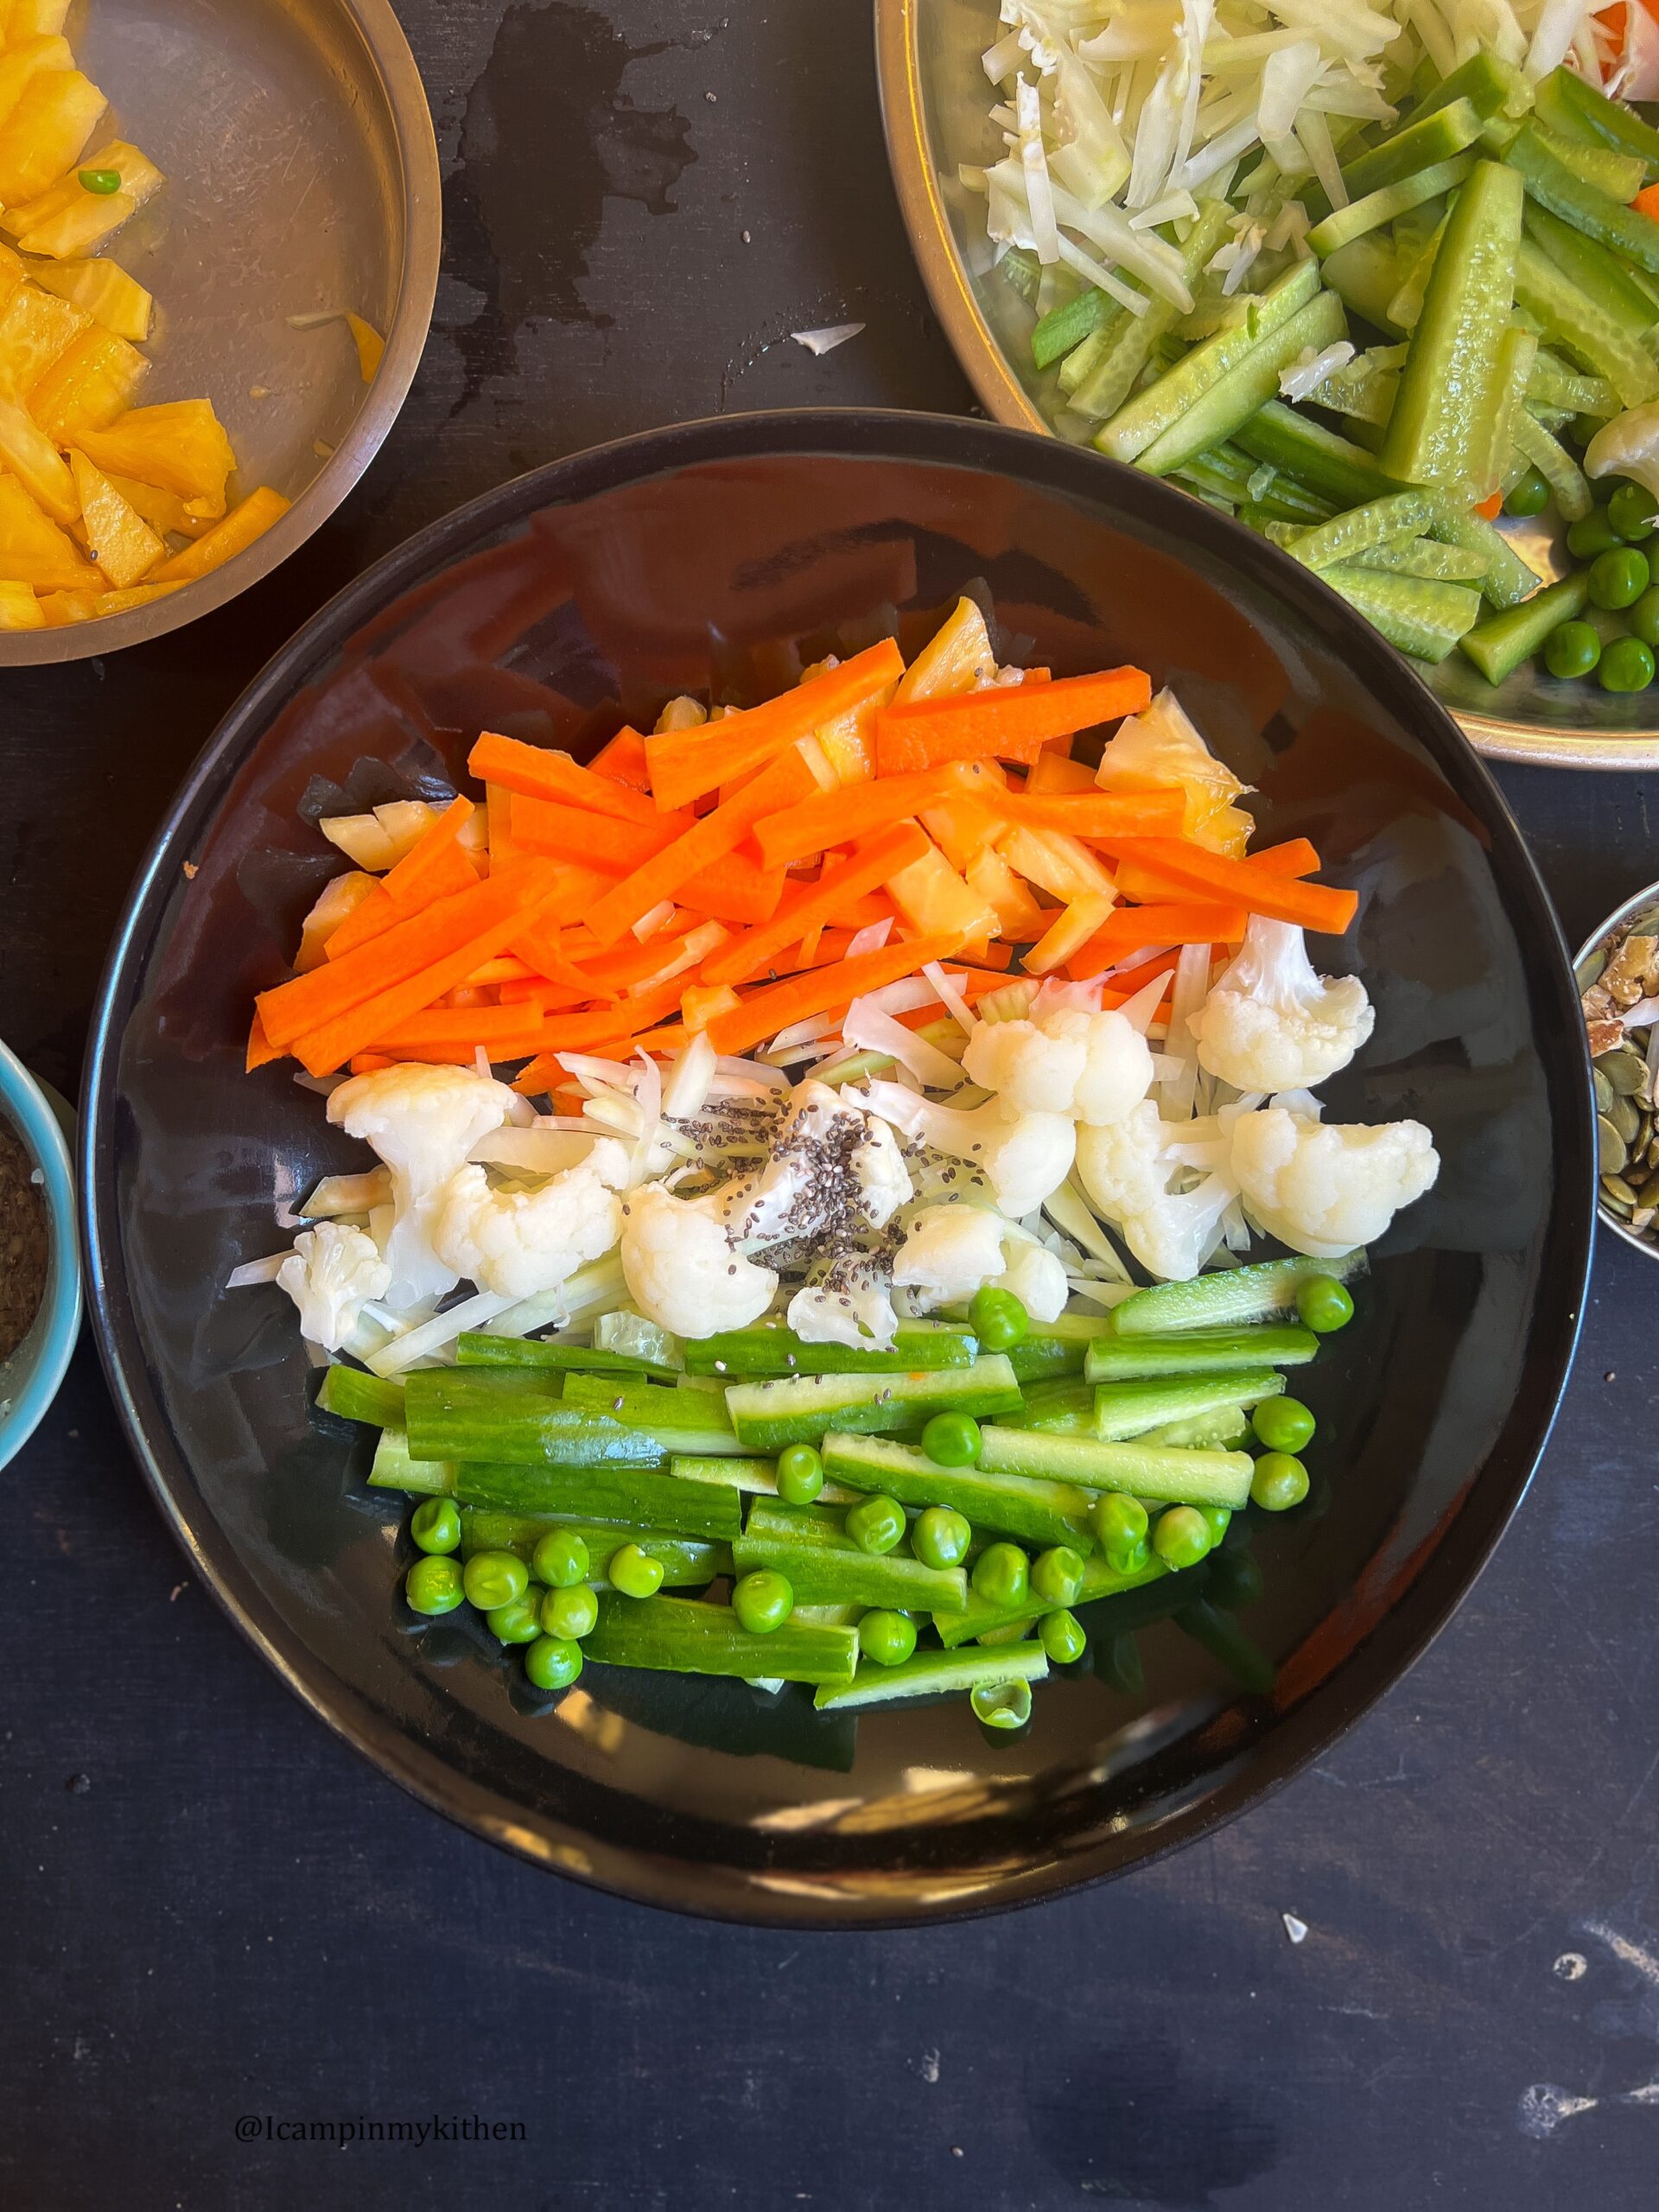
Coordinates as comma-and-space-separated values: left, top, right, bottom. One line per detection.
1577, 887, 1659, 1255
0, 1038, 81, 1472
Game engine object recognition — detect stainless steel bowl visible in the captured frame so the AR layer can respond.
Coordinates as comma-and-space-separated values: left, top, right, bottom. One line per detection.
0, 0, 439, 666
1575, 879, 1659, 1259
874, 0, 1659, 772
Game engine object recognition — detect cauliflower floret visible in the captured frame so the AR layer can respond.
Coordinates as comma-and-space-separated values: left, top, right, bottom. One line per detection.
851, 1117, 913, 1229
1076, 1102, 1236, 1281
1586, 398, 1659, 506
1228, 1106, 1439, 1258
963, 1006, 1153, 1125
992, 1236, 1069, 1322
276, 1222, 391, 1351
1094, 687, 1254, 855
620, 1183, 779, 1338
724, 1081, 912, 1242
328, 1065, 517, 1306
431, 1138, 628, 1300
893, 1204, 1007, 1311
788, 1251, 900, 1351
1189, 916, 1375, 1093
855, 1081, 1076, 1217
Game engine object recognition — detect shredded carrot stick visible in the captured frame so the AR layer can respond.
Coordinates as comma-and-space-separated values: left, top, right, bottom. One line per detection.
468, 731, 666, 828
1070, 901, 1249, 974
1108, 839, 1357, 934
874, 665, 1152, 770
753, 765, 977, 873
588, 726, 653, 790
987, 790, 1186, 838
704, 931, 963, 1058
700, 821, 929, 986
245, 1008, 282, 1071
486, 785, 516, 867
645, 638, 906, 811
358, 998, 558, 1051
1474, 491, 1504, 521
511, 799, 690, 869
1249, 837, 1320, 877
324, 838, 480, 961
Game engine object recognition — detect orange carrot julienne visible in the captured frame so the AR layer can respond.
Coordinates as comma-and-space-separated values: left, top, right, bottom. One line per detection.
645, 638, 906, 811
753, 764, 977, 873
1475, 491, 1504, 521
589, 725, 654, 790
323, 836, 480, 961
874, 666, 1152, 765
468, 731, 668, 828
700, 820, 930, 986
1100, 949, 1180, 997
358, 998, 557, 1051
704, 931, 963, 1058
1111, 836, 1318, 904
1068, 901, 1249, 976
987, 790, 1186, 838
1108, 839, 1357, 934
246, 1008, 282, 1071
511, 798, 691, 869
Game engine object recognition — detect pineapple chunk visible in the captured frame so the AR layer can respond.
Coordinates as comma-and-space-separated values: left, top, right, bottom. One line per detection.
296, 872, 378, 971
30, 325, 146, 441
0, 471, 102, 588
90, 581, 182, 616
0, 577, 43, 629
893, 596, 997, 702
883, 836, 1000, 955
0, 277, 86, 398
79, 399, 236, 517
965, 846, 1048, 941
69, 449, 162, 588
0, 239, 21, 315
1025, 750, 1096, 794
320, 811, 405, 873
5, 3, 73, 36
373, 801, 439, 863
0, 68, 106, 206
15, 187, 134, 261
8, 138, 164, 257
346, 312, 385, 382
1024, 893, 1116, 976
996, 823, 1116, 905
0, 391, 76, 519
104, 469, 210, 538
0, 34, 70, 134
25, 255, 150, 340
35, 586, 99, 623
149, 484, 289, 584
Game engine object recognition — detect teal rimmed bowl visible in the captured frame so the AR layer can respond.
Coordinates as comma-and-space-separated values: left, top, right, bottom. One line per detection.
0, 1039, 81, 1471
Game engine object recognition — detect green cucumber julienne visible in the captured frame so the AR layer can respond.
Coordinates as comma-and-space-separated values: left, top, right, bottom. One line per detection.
1459, 571, 1589, 684
317, 1363, 406, 1429
819, 1431, 1097, 1552
723, 1356, 1022, 1452
1090, 1370, 1286, 1440
458, 1509, 730, 1588
1135, 290, 1349, 480
403, 1369, 666, 1468
453, 1459, 742, 1540
367, 1426, 454, 1497
559, 1371, 745, 1454
1084, 1324, 1318, 1382
1111, 1250, 1366, 1335
1319, 566, 1483, 663
812, 1642, 1048, 1712
733, 1497, 969, 1612
669, 1454, 860, 1507
583, 1591, 858, 1687
976, 1426, 1255, 1510
456, 1333, 671, 1377
681, 1319, 976, 1377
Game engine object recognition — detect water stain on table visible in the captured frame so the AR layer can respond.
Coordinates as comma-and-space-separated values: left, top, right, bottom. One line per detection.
442, 0, 696, 410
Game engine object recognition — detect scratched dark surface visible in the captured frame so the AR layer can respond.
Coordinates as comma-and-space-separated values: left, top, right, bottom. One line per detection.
3, 4, 1657, 2206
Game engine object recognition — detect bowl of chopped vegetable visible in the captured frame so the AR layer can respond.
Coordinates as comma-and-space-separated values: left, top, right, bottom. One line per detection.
82, 409, 1593, 1922
0, 1035, 80, 1472
0, 0, 439, 661
877, 0, 1659, 769
1576, 875, 1659, 1249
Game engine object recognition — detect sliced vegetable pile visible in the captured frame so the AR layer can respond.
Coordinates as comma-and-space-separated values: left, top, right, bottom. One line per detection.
236, 594, 1440, 1726
976, 10, 1659, 690
0, 1, 343, 629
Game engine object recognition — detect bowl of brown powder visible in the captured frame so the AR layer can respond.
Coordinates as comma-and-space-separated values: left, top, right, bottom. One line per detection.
0, 1039, 80, 1472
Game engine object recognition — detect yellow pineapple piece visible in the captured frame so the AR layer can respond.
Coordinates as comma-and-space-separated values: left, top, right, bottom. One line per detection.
0, 69, 106, 206
0, 577, 43, 629
149, 485, 288, 584
36, 586, 99, 623
346, 312, 385, 382
965, 846, 1047, 940
9, 139, 164, 258
0, 35, 70, 133
79, 398, 235, 517
0, 239, 21, 315
4, 3, 73, 37
893, 596, 997, 702
104, 469, 211, 538
0, 471, 103, 588
0, 276, 86, 397
25, 256, 150, 340
29, 324, 146, 441
69, 448, 162, 588
90, 581, 181, 616
0, 391, 76, 519
883, 836, 1000, 955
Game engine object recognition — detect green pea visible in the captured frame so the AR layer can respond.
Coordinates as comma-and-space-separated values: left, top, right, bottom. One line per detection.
404, 1556, 465, 1617
461, 1549, 529, 1611
857, 1609, 918, 1666
609, 1543, 664, 1598
1543, 620, 1600, 680
1252, 1395, 1315, 1452
1111, 1535, 1154, 1577
524, 1635, 583, 1691
1039, 1607, 1086, 1664
486, 1598, 543, 1644
970, 1541, 1030, 1609
1294, 1275, 1354, 1334
912, 1505, 972, 1571
1090, 1492, 1148, 1560
1153, 1505, 1211, 1570
1567, 510, 1624, 560
970, 1678, 1033, 1730
531, 1529, 590, 1589
1588, 545, 1650, 611
775, 1443, 824, 1504
846, 1495, 906, 1555
732, 1569, 794, 1634
1602, 636, 1656, 693
540, 1583, 599, 1640
1250, 1452, 1310, 1511
410, 1497, 461, 1554
1629, 587, 1659, 651
78, 168, 122, 195
922, 1410, 982, 1467
1609, 480, 1658, 542
969, 1284, 1029, 1352
1503, 465, 1550, 519
1030, 1544, 1085, 1607
1201, 1505, 1232, 1544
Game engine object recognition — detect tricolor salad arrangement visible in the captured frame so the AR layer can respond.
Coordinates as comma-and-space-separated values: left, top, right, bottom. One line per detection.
970, 3, 1659, 693
235, 595, 1438, 1726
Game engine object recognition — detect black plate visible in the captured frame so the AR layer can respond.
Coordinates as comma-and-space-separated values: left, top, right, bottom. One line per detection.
81, 411, 1595, 1924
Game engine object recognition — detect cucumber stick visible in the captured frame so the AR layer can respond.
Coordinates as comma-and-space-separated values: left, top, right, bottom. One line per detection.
367, 1426, 454, 1497
1506, 124, 1659, 278
734, 1498, 968, 1611
669, 1454, 860, 1508
681, 1319, 976, 1377
1538, 63, 1659, 175
1090, 1370, 1285, 1440
1135, 292, 1348, 480
1071, 201, 1232, 423
723, 1356, 1022, 1451
933, 1552, 1168, 1649
584, 1592, 858, 1687
1003, 1314, 1116, 1383
458, 1510, 730, 1588
453, 1459, 742, 1539
1084, 1325, 1317, 1381
317, 1364, 406, 1428
812, 1643, 1048, 1713
403, 1369, 666, 1469
1235, 401, 1403, 508
1307, 154, 1474, 261
456, 1333, 672, 1378
1319, 565, 1483, 662
560, 1371, 743, 1455
1513, 238, 1659, 408
1523, 200, 1659, 340
1112, 1250, 1366, 1335
820, 1431, 1097, 1552
1459, 572, 1589, 684
976, 1426, 1254, 1510
1340, 97, 1486, 203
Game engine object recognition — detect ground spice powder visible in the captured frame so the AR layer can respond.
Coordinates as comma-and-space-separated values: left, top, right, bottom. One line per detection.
0, 1114, 48, 1363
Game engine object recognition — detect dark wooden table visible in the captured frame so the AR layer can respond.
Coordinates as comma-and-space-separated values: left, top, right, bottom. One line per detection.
5, 7, 1658, 2206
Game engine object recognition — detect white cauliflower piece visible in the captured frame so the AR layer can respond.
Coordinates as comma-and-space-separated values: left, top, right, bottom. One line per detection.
1228, 1106, 1439, 1258
993, 1236, 1069, 1323
620, 1183, 779, 1338
851, 1117, 913, 1228
1076, 1101, 1237, 1281
328, 1064, 517, 1306
276, 1222, 391, 1351
788, 1268, 900, 1351
431, 1139, 628, 1299
855, 1081, 1076, 1217
893, 1204, 1007, 1311
1189, 916, 1375, 1093
963, 1007, 1153, 1125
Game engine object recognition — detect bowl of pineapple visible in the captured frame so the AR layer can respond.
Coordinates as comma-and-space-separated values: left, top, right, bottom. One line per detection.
0, 0, 439, 661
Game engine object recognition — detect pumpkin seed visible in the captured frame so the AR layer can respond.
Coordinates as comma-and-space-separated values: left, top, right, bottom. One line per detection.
1578, 948, 1610, 992
1638, 1169, 1659, 1210
1598, 1115, 1629, 1174
1610, 1090, 1642, 1145
1602, 1172, 1639, 1205
1593, 1067, 1616, 1116
1602, 1189, 1636, 1218
1596, 1044, 1649, 1096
